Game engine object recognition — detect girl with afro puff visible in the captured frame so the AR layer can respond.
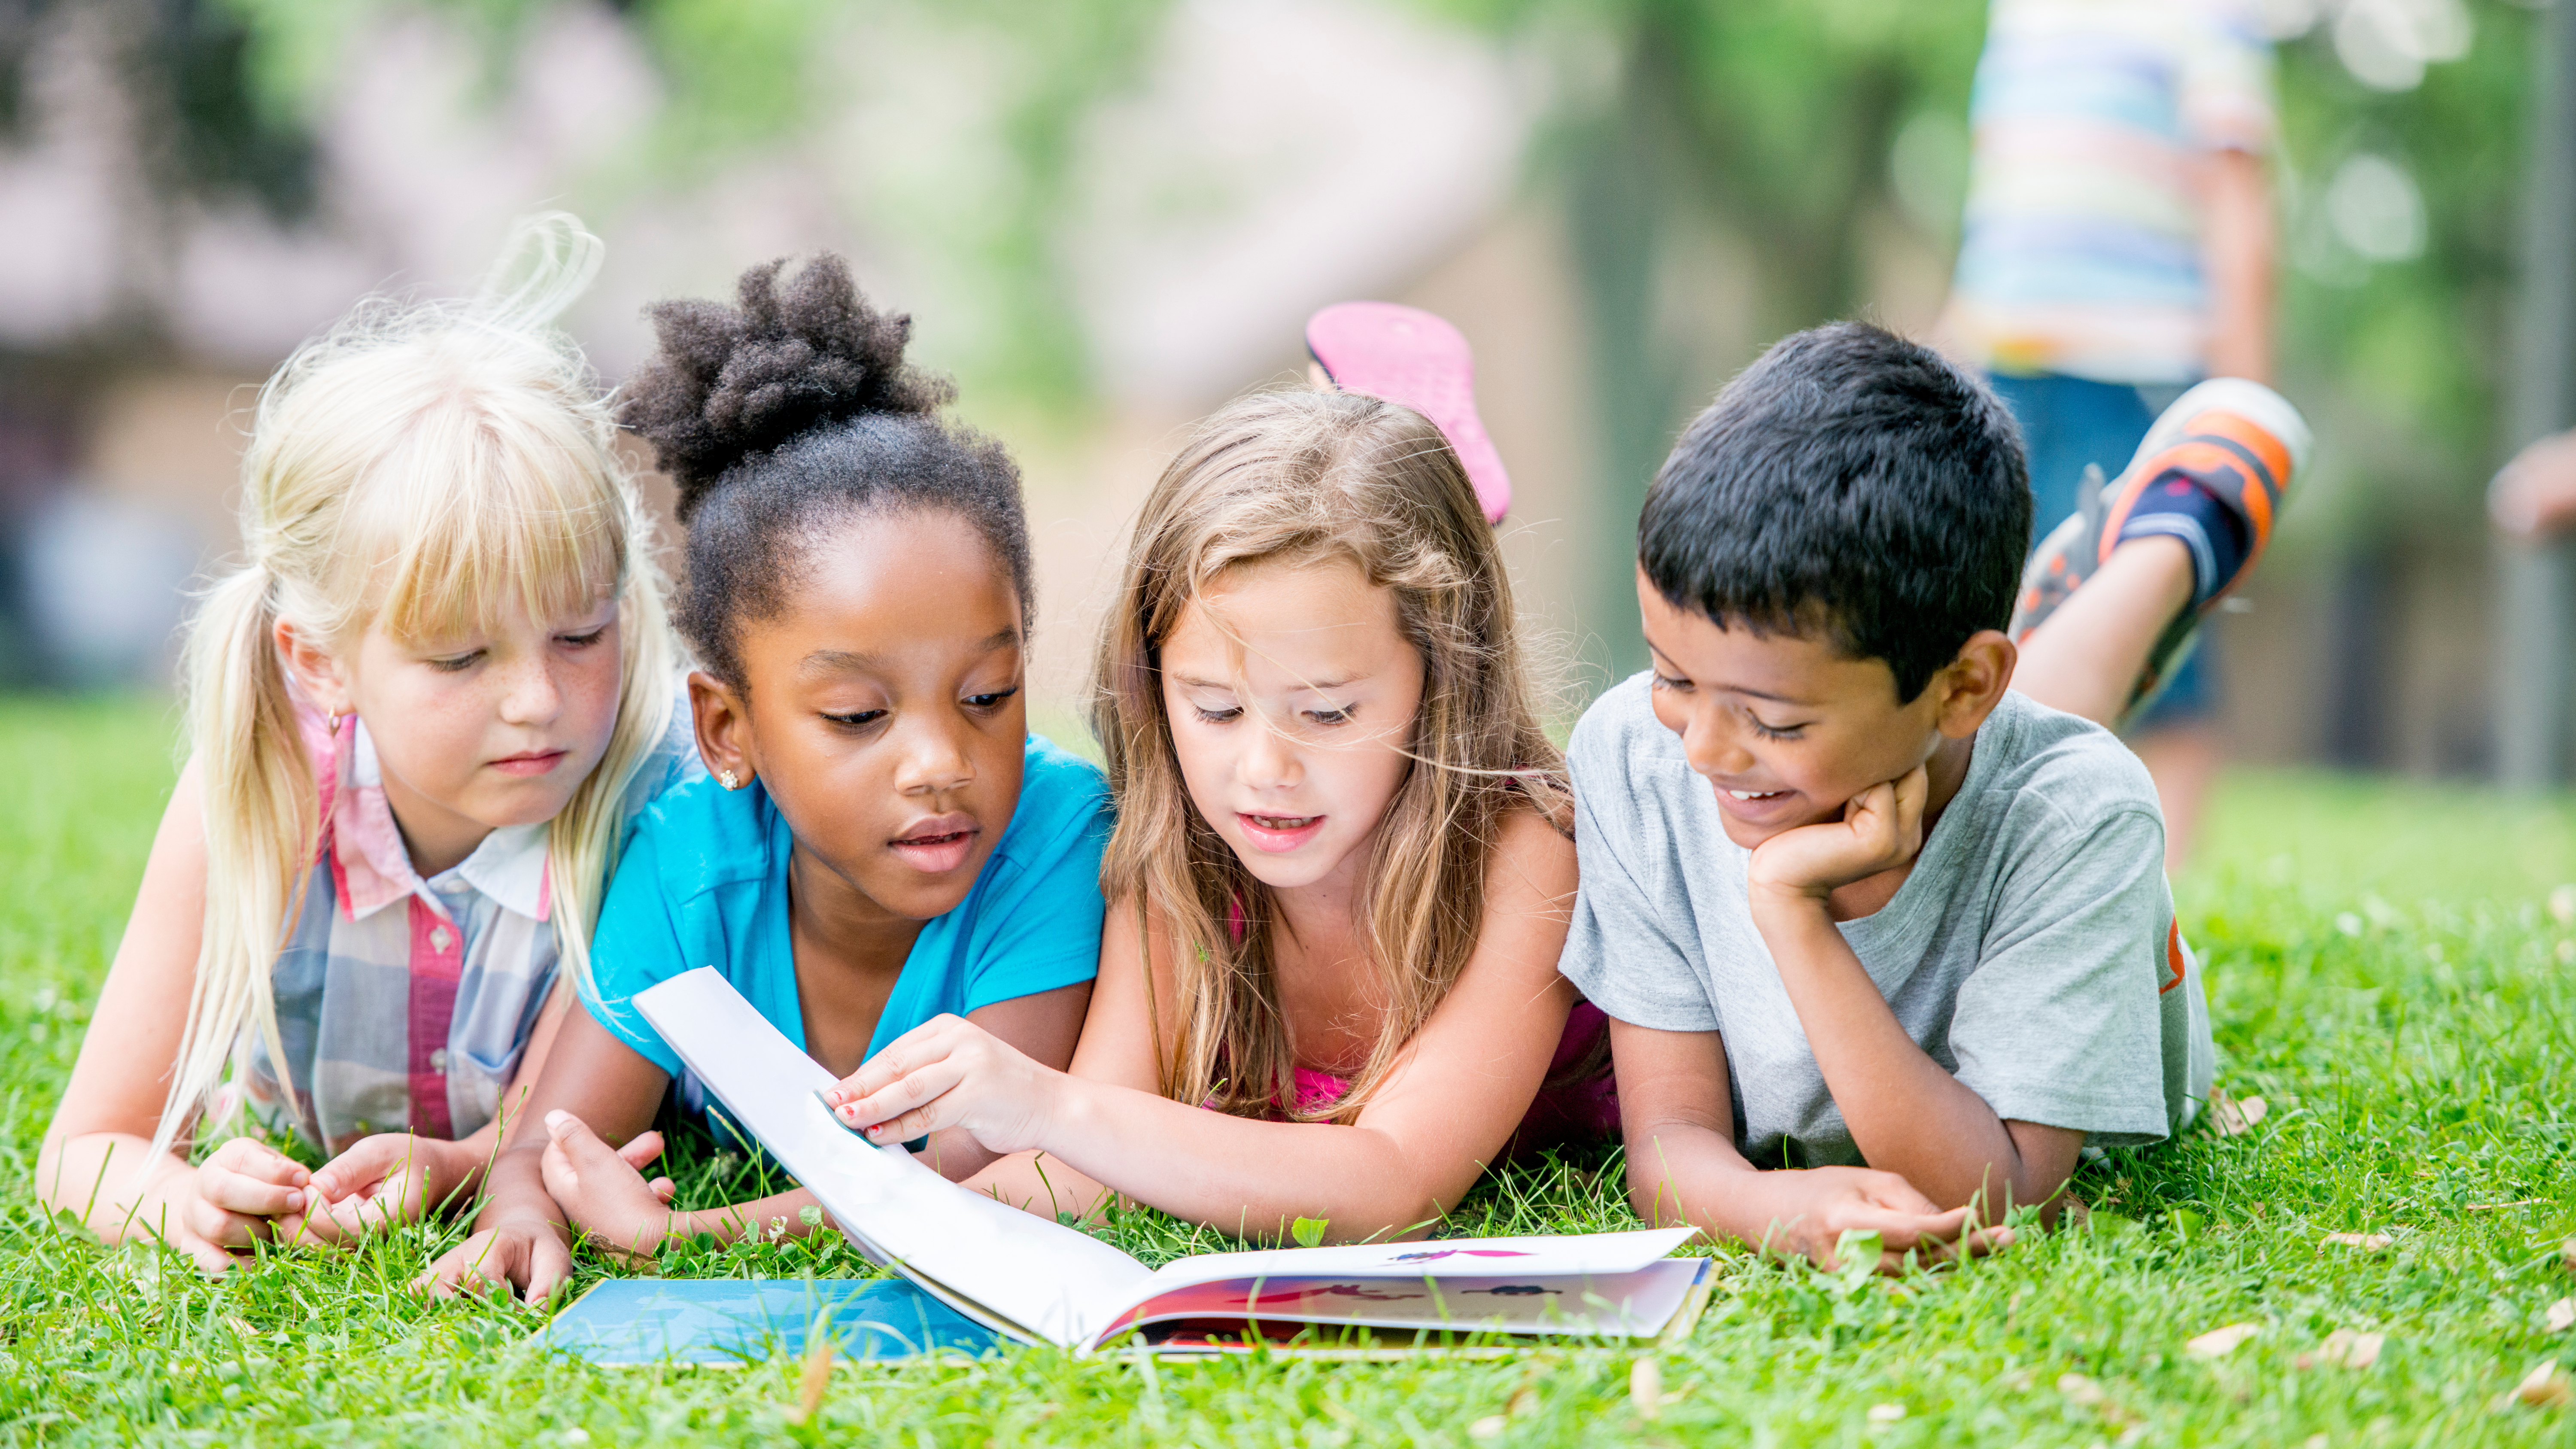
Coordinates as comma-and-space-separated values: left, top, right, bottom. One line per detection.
422, 255, 1111, 1303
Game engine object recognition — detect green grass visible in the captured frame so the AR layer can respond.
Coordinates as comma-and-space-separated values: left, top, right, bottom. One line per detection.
3, 696, 2575, 1445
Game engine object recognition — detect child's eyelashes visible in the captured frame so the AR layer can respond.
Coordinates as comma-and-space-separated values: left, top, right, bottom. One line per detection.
556, 628, 609, 649
425, 649, 484, 674
1746, 714, 1806, 741
1649, 671, 1692, 694
1185, 703, 1351, 726
963, 686, 1020, 713
822, 708, 889, 729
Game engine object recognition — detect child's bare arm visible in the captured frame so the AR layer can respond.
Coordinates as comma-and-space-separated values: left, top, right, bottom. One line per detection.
527, 980, 1098, 1260
851, 814, 1580, 1242
1745, 770, 2085, 1218
417, 1009, 669, 1303
36, 758, 274, 1271
1611, 1020, 2004, 1271
2201, 147, 2274, 385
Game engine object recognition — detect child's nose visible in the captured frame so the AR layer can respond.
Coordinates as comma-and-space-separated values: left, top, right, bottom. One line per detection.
1684, 709, 1757, 779
893, 714, 974, 794
498, 657, 564, 726
1239, 716, 1303, 789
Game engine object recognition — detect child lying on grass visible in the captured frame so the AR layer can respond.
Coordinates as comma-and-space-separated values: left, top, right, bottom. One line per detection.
421, 254, 1109, 1303
1571, 323, 2307, 1270
817, 351, 1608, 1245
38, 215, 696, 1272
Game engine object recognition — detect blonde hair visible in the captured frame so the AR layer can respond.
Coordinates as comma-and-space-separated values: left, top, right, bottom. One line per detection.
1094, 389, 1567, 1124
161, 213, 678, 1157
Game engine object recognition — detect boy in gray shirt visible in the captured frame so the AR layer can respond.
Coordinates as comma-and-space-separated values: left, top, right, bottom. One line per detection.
1565, 323, 2308, 1270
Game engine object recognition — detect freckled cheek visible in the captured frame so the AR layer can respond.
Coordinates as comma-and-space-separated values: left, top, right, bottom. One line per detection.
562, 655, 624, 753
368, 682, 495, 800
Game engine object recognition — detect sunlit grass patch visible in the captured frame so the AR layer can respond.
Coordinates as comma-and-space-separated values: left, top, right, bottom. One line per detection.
3, 696, 2573, 1444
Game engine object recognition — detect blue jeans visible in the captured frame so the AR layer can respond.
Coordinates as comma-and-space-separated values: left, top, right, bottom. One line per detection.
1987, 371, 2214, 729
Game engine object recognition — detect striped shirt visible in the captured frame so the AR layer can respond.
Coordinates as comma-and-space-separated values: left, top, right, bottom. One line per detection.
1939, 0, 2275, 385
239, 688, 699, 1154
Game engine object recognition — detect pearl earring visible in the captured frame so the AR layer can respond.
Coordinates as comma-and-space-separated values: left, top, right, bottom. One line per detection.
719, 769, 740, 790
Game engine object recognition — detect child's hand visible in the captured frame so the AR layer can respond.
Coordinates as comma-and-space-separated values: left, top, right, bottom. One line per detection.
822, 1015, 1060, 1154
292, 1133, 476, 1242
1745, 766, 1930, 905
1759, 1165, 2014, 1273
533, 1111, 678, 1259
414, 1216, 574, 1306
178, 1137, 314, 1269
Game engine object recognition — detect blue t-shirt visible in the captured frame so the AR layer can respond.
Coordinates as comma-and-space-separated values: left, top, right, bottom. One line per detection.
581, 735, 1112, 1103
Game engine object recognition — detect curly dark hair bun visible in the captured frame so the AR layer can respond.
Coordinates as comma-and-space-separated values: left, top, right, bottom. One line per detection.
623, 252, 1036, 689
625, 254, 954, 521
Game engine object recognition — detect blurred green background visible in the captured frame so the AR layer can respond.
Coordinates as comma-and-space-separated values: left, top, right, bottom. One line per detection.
0, 0, 2546, 772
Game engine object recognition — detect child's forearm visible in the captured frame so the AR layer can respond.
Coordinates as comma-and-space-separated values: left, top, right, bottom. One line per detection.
1009, 1077, 1459, 1242
672, 1189, 831, 1247
966, 1149, 1118, 1224
38, 1132, 192, 1241
1750, 895, 2055, 1213
472, 1143, 570, 1241
431, 1121, 501, 1204
1625, 1116, 1822, 1251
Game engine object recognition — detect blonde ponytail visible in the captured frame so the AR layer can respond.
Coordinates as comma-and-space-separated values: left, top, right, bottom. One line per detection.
153, 213, 676, 1162
162, 566, 317, 1161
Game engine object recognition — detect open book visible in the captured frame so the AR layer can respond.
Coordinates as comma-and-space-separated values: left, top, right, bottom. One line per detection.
632, 967, 1712, 1355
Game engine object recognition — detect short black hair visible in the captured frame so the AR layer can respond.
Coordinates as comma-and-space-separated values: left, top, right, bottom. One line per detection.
1637, 322, 2031, 702
622, 254, 1034, 688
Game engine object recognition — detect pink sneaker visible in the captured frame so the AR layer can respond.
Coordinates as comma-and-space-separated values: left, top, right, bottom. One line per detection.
1304, 301, 1511, 523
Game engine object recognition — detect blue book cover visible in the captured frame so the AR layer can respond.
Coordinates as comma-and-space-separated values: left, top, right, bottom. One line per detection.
544, 1276, 997, 1366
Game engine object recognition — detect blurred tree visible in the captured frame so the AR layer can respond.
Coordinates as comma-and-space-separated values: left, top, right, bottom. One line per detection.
2269, 2, 2537, 539
1434, 0, 2534, 679
0, 0, 318, 223
1433, 0, 1987, 674
214, 0, 1168, 410
0, 0, 1168, 404
0, 0, 2536, 536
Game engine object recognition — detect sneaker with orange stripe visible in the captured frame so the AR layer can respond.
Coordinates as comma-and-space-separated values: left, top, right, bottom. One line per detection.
2008, 377, 2312, 719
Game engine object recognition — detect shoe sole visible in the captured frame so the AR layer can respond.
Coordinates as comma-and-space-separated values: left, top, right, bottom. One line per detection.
1304, 301, 1512, 523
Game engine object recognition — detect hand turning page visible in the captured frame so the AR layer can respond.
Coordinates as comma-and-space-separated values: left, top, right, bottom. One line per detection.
633, 967, 1709, 1355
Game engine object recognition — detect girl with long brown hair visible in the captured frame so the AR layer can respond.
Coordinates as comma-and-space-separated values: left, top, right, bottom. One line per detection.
821, 375, 1612, 1244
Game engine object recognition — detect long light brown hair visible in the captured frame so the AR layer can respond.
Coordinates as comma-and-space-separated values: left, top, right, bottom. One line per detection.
1093, 389, 1566, 1124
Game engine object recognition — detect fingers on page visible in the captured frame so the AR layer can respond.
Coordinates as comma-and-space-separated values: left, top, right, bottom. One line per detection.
828, 1050, 911, 1107
839, 1061, 963, 1134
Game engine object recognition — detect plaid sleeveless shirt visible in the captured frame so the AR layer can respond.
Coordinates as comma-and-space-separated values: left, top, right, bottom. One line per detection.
238, 687, 698, 1154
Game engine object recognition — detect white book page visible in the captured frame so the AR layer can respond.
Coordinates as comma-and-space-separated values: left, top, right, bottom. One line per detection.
1125, 1226, 1700, 1302
634, 968, 1155, 1347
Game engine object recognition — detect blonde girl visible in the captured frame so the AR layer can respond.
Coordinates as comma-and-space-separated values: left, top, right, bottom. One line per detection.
823, 386, 1611, 1243
38, 216, 695, 1273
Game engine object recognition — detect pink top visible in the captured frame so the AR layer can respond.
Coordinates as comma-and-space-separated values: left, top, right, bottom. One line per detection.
1239, 1002, 1621, 1156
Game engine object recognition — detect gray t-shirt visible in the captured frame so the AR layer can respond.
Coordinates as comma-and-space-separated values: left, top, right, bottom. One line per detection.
1561, 675, 2212, 1167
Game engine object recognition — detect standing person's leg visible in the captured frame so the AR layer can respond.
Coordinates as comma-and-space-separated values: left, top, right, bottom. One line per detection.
2126, 640, 2224, 870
